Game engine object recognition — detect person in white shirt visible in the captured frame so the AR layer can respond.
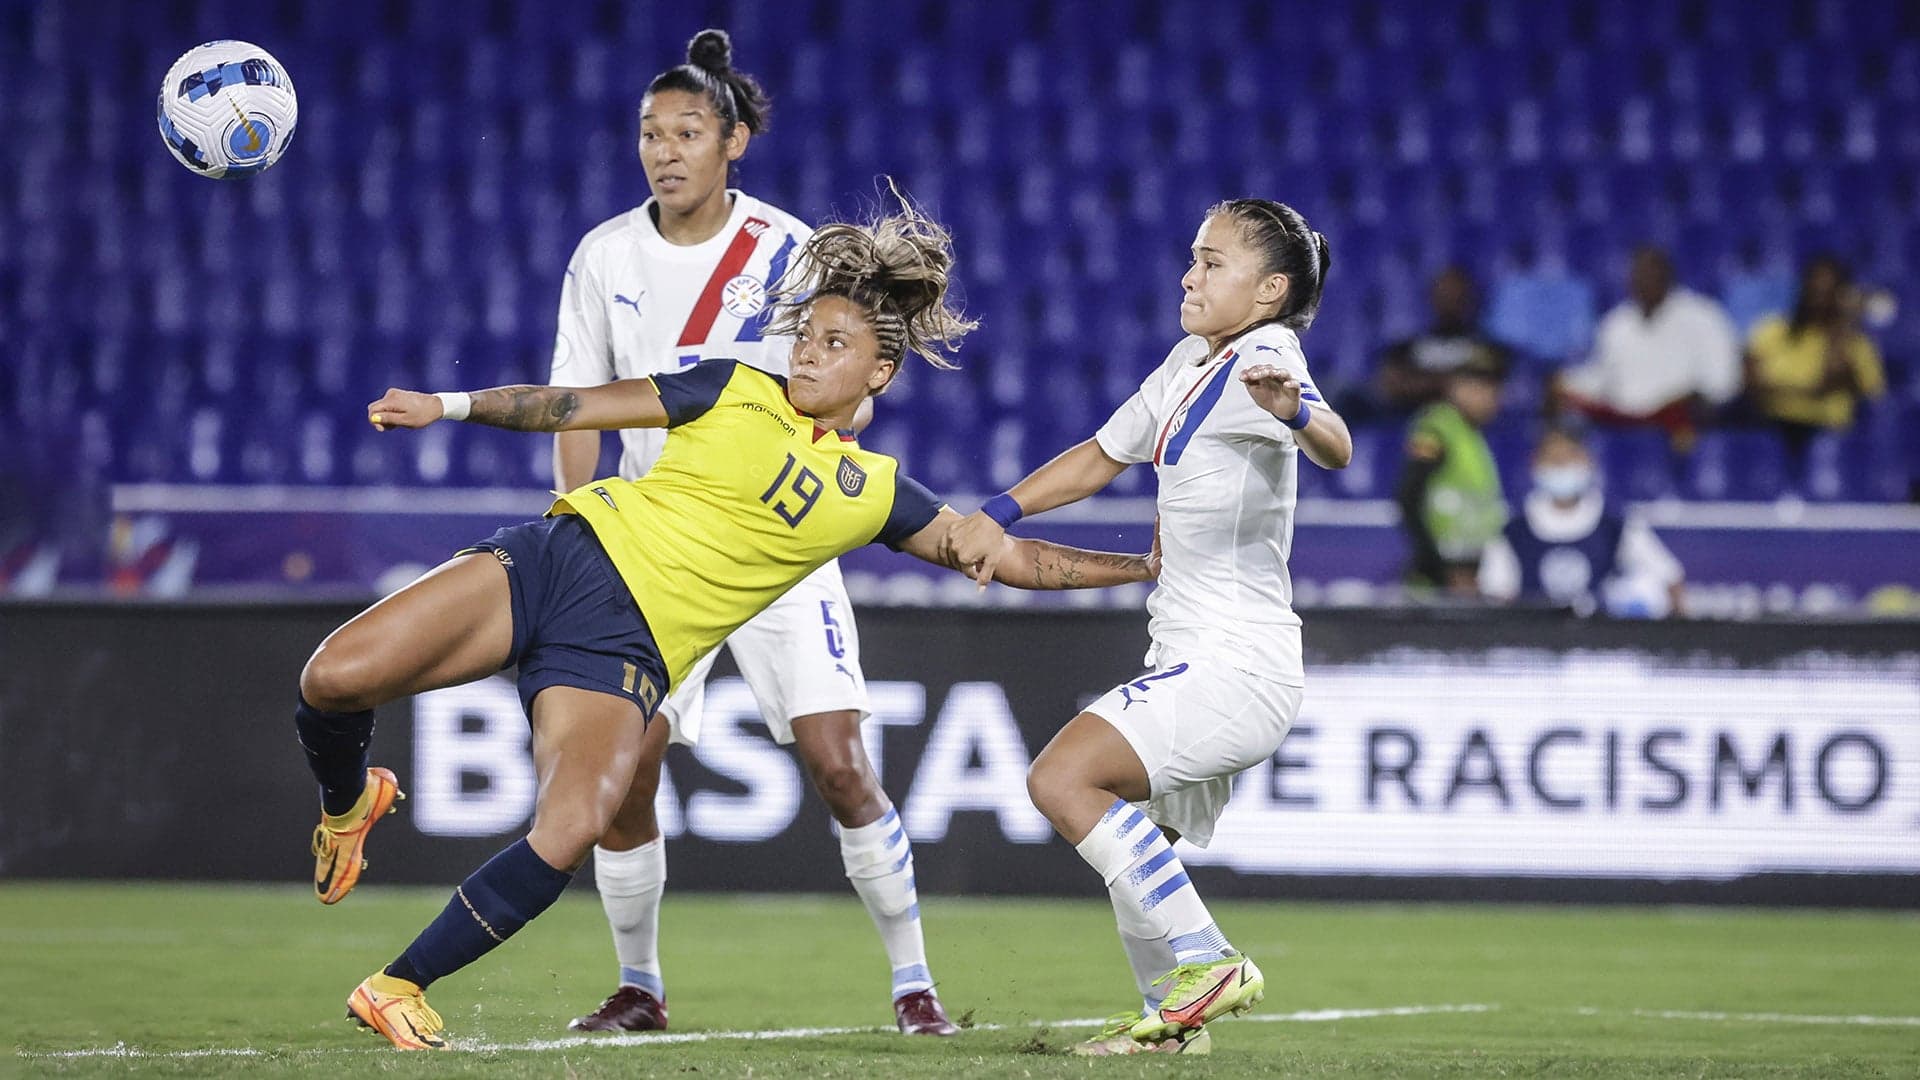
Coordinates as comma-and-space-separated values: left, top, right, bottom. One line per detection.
1556, 247, 1741, 446
948, 199, 1352, 1056
548, 30, 954, 1038
1479, 427, 1686, 617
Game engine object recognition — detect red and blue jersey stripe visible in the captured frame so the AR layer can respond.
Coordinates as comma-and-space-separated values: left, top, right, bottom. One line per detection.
675, 217, 770, 348
1154, 350, 1238, 467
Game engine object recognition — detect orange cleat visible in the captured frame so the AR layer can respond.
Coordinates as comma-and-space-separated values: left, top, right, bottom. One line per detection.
311, 767, 403, 905
346, 971, 448, 1050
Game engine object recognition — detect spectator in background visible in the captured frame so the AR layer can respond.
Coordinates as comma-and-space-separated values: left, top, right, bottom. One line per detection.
1369, 266, 1512, 420
1397, 355, 1507, 596
1555, 247, 1741, 449
1744, 255, 1886, 462
1480, 427, 1685, 617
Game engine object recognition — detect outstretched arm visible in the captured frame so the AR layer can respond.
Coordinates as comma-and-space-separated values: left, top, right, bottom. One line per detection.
896, 508, 1158, 590
946, 438, 1132, 586
1241, 363, 1354, 469
367, 379, 670, 433
1001, 437, 1132, 518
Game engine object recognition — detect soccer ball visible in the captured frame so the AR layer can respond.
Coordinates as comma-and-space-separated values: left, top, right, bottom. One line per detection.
157, 40, 297, 178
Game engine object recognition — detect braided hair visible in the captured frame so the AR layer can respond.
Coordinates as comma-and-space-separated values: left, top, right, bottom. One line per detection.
768, 184, 977, 389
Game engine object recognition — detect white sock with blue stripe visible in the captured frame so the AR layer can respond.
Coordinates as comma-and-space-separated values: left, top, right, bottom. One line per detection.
1111, 887, 1179, 1013
839, 805, 933, 999
1074, 799, 1233, 967
592, 838, 666, 1000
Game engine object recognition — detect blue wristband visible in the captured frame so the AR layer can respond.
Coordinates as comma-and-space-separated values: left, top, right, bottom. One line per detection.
1283, 400, 1313, 431
980, 492, 1024, 528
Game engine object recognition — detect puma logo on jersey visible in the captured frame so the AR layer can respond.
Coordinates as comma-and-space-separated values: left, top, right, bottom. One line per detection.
613, 293, 644, 316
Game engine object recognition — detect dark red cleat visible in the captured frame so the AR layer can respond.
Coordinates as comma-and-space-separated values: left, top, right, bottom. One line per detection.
894, 989, 960, 1036
568, 986, 668, 1032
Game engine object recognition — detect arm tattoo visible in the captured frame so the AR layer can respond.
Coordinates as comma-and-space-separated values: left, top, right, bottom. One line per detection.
1025, 541, 1144, 589
469, 386, 582, 431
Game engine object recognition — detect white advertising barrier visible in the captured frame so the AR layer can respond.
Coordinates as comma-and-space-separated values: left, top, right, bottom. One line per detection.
409, 651, 1919, 882
1188, 652, 1920, 879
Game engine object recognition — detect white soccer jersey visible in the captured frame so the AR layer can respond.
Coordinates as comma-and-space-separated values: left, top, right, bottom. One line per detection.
549, 190, 813, 479
1095, 323, 1325, 686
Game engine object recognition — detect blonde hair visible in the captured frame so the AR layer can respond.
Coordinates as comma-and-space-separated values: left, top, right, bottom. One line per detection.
768, 183, 977, 377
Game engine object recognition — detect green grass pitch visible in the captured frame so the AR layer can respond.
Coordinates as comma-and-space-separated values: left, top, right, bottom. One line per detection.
5, 882, 1918, 1077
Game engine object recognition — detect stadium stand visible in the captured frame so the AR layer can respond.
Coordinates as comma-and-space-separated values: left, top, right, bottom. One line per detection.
1, 0, 1915, 508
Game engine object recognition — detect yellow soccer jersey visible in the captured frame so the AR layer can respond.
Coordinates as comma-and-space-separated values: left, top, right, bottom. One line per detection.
550, 359, 943, 689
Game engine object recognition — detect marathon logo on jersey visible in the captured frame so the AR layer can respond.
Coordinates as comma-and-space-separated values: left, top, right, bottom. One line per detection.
722, 275, 767, 318
837, 456, 868, 497
742, 216, 772, 239
737, 400, 797, 435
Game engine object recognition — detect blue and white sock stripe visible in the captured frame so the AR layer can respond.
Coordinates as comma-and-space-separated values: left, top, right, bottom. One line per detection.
1140, 870, 1193, 912
1114, 820, 1191, 913
1168, 926, 1232, 964
891, 962, 933, 996
619, 967, 665, 999
1100, 798, 1161, 859
1126, 845, 1178, 887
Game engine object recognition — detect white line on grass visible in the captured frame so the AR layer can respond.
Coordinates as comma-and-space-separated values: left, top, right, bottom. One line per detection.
20, 1003, 1494, 1059
1620, 1007, 1920, 1028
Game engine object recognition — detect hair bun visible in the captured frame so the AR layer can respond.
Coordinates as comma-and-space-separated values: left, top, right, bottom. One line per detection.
687, 29, 733, 74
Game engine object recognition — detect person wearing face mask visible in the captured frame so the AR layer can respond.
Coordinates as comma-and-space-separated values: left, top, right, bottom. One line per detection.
1478, 427, 1686, 617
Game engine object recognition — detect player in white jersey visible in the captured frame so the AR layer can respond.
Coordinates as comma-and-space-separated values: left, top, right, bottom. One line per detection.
546, 30, 955, 1037
950, 199, 1351, 1056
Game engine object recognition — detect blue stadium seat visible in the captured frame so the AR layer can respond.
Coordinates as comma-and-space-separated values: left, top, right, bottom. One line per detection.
1685, 430, 1791, 501
4, 2, 1915, 505
1486, 269, 1596, 365
1594, 429, 1678, 501
1721, 269, 1796, 338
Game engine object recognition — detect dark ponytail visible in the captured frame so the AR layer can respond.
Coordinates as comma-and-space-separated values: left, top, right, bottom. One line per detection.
1206, 198, 1332, 332
644, 28, 771, 136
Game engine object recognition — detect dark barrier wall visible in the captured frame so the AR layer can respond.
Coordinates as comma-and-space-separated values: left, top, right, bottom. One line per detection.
2, 604, 1916, 905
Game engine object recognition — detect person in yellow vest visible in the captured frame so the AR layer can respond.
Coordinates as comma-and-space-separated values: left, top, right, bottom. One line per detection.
1395, 356, 1507, 595
292, 205, 1160, 1051
1745, 255, 1886, 466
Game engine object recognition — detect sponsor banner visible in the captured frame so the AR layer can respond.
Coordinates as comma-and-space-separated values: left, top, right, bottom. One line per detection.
1, 604, 1915, 902
1188, 657, 1917, 879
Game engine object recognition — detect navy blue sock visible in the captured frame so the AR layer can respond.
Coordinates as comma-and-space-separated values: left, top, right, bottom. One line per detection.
294, 696, 375, 816
385, 839, 574, 989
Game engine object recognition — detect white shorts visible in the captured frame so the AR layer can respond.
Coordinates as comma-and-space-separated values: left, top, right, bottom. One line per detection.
1084, 650, 1303, 848
659, 559, 869, 746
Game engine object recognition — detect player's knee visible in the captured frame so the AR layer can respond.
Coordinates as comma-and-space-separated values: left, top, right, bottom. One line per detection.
1026, 755, 1067, 818
601, 786, 662, 849
529, 813, 606, 872
807, 759, 880, 819
299, 646, 377, 713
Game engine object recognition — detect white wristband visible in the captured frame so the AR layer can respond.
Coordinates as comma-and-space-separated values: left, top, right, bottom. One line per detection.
435, 391, 472, 422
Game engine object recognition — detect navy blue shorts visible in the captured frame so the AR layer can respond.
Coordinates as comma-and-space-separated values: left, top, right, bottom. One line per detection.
463, 515, 667, 718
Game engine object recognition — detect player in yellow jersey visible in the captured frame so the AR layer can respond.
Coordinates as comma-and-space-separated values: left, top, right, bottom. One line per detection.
294, 205, 1158, 1050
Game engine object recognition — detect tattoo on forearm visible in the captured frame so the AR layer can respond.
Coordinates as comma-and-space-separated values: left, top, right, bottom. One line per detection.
1026, 542, 1143, 589
470, 386, 581, 431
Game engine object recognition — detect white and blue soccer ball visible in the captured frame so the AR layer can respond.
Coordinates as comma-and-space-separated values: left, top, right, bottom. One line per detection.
157, 40, 297, 178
